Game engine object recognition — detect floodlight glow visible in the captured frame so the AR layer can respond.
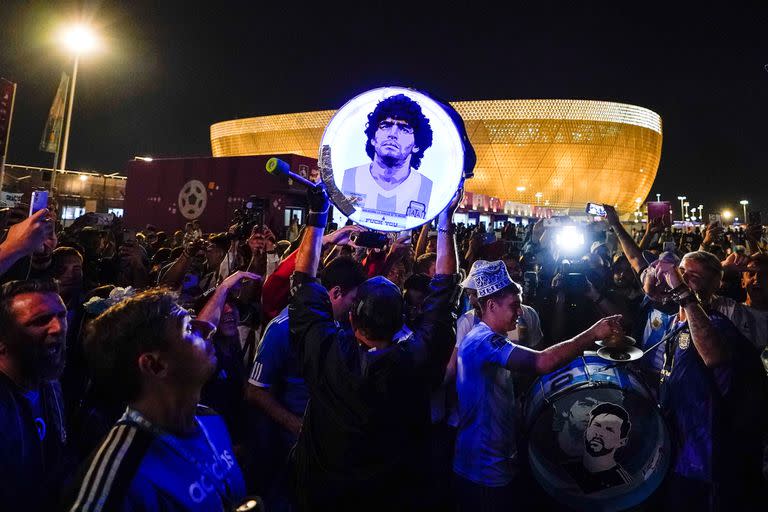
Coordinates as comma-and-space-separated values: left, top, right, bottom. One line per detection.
79, 175, 88, 182
722, 209, 733, 220
516, 186, 526, 192
555, 225, 585, 251
61, 24, 98, 54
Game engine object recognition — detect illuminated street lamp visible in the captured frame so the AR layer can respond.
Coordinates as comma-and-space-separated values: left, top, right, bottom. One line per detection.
56, 23, 100, 183
722, 209, 733, 222
739, 199, 749, 221
677, 196, 687, 221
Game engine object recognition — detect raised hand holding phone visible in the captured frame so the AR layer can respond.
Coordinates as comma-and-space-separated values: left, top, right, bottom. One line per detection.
3, 208, 52, 257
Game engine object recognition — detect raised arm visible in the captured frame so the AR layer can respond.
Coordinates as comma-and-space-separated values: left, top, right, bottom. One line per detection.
411, 188, 463, 386
639, 218, 664, 251
655, 262, 728, 367
415, 223, 430, 257
435, 188, 461, 275
604, 205, 647, 274
294, 185, 329, 277
158, 238, 204, 288
506, 315, 622, 374
0, 209, 53, 278
197, 270, 261, 327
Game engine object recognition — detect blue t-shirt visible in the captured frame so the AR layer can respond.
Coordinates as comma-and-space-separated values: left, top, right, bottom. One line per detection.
454, 321, 518, 486
249, 307, 309, 419
68, 407, 246, 511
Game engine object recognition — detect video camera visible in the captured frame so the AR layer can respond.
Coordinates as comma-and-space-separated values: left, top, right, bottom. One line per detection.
231, 195, 265, 240
558, 258, 591, 296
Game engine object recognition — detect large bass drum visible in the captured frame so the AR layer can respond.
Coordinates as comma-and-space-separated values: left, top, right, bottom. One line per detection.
524, 354, 670, 511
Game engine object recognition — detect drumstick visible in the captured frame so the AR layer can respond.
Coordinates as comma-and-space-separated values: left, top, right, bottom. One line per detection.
640, 321, 688, 358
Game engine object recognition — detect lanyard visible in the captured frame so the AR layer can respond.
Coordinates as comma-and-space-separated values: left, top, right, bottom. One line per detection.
122, 407, 232, 509
660, 319, 688, 384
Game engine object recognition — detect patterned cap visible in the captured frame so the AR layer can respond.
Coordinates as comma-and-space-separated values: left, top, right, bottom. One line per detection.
461, 260, 514, 298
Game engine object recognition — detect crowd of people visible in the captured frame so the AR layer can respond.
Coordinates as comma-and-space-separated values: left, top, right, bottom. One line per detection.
0, 188, 766, 511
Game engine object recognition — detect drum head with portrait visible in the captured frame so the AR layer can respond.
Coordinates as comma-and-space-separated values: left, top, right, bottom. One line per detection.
320, 86, 464, 231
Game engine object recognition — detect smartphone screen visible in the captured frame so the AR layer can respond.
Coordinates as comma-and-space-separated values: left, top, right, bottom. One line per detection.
647, 201, 672, 227
585, 203, 607, 217
29, 190, 48, 217
708, 213, 722, 226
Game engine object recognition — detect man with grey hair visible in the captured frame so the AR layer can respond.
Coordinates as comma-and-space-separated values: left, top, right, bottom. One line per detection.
643, 250, 765, 377
645, 250, 768, 511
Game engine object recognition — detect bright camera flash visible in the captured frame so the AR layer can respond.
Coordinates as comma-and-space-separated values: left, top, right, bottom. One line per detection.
555, 225, 585, 250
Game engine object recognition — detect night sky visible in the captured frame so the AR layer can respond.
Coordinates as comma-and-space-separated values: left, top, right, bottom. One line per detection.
1, 1, 766, 215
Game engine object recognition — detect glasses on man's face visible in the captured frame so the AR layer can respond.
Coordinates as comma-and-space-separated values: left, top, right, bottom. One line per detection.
377, 119, 414, 135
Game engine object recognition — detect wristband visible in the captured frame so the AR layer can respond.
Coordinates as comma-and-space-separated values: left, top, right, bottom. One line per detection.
676, 293, 699, 308
307, 211, 328, 228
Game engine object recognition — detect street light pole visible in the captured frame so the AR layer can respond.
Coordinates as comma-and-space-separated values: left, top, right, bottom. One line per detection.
677, 196, 687, 222
54, 55, 79, 190
53, 23, 98, 192
740, 200, 749, 221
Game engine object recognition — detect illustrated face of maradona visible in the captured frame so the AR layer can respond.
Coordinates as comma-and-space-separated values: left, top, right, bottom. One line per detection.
370, 118, 419, 167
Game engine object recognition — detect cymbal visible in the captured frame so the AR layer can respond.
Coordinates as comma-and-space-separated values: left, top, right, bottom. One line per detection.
597, 345, 643, 363
595, 335, 637, 348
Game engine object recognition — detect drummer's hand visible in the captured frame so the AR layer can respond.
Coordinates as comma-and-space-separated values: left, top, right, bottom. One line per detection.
588, 315, 623, 341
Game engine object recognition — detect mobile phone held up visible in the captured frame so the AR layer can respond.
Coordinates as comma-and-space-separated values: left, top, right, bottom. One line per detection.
29, 190, 48, 217
353, 231, 388, 249
647, 201, 672, 227
585, 202, 607, 217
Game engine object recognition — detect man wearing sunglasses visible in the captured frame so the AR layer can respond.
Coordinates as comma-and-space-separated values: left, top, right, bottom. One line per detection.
341, 94, 435, 220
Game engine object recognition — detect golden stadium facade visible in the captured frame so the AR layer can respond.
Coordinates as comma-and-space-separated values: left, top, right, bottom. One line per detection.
210, 99, 662, 214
